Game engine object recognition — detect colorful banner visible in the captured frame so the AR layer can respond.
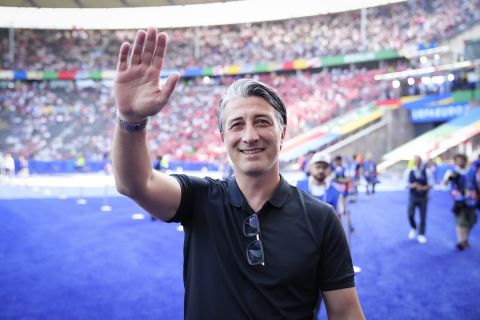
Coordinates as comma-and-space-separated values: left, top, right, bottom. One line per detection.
410, 103, 470, 123
0, 49, 401, 81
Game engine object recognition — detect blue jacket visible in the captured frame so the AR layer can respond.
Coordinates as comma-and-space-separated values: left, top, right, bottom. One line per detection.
296, 178, 341, 210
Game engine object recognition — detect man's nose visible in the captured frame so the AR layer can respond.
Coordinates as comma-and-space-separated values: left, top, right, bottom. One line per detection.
242, 123, 260, 144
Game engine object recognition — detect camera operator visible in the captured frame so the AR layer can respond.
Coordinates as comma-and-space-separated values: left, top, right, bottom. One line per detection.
443, 154, 478, 250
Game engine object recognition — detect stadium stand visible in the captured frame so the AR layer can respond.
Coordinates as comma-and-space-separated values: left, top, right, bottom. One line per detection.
0, 0, 479, 170
1, 0, 479, 71
0, 68, 384, 163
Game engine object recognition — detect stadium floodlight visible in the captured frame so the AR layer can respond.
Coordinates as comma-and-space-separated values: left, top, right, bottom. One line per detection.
392, 80, 400, 88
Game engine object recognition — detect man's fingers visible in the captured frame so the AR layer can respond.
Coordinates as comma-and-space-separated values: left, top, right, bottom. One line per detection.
130, 30, 147, 65
142, 28, 157, 66
157, 72, 180, 106
117, 42, 130, 72
152, 33, 168, 71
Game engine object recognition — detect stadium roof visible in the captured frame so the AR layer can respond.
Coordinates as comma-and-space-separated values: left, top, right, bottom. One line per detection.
0, 0, 239, 8
0, 0, 406, 29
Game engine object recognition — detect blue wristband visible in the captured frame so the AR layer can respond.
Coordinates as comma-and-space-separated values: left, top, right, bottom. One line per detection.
117, 116, 148, 132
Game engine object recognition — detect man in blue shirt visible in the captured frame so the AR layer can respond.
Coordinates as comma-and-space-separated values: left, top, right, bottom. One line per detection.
297, 152, 340, 211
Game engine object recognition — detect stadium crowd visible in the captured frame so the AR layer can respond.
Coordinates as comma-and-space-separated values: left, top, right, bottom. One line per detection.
0, 0, 479, 166
0, 68, 384, 162
1, 0, 479, 71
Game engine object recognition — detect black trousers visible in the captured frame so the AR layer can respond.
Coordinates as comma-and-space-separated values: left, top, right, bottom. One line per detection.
408, 195, 428, 235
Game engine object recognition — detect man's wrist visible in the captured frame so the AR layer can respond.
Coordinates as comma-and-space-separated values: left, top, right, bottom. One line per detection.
117, 113, 148, 132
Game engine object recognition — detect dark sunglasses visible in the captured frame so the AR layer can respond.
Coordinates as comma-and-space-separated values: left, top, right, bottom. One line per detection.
243, 214, 265, 266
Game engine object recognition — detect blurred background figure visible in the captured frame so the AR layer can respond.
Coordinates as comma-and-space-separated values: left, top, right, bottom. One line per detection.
443, 154, 478, 250
153, 154, 169, 172
297, 152, 340, 209
363, 153, 379, 195
296, 152, 341, 319
17, 155, 29, 177
332, 155, 354, 233
406, 155, 433, 244
4, 152, 15, 178
348, 154, 363, 202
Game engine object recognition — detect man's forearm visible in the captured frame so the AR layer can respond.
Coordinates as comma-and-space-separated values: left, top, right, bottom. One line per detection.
112, 124, 153, 198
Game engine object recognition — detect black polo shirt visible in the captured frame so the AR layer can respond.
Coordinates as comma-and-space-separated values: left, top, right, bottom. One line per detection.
169, 174, 354, 320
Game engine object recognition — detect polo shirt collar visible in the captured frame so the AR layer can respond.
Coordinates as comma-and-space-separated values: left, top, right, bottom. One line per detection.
227, 175, 291, 209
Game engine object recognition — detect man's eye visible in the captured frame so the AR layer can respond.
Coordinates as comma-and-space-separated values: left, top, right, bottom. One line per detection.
257, 119, 270, 126
230, 122, 243, 129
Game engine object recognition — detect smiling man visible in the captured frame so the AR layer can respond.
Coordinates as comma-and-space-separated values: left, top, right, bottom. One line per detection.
112, 28, 364, 320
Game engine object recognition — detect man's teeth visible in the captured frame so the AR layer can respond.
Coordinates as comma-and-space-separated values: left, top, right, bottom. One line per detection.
242, 149, 262, 154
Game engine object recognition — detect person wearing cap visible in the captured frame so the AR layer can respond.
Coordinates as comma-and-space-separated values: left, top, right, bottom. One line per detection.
296, 152, 343, 318
296, 152, 341, 211
111, 28, 364, 319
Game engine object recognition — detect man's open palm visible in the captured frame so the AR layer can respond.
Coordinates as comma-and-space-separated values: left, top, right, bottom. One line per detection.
114, 28, 179, 122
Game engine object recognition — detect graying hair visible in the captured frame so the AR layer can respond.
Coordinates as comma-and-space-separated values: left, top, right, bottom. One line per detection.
217, 79, 287, 135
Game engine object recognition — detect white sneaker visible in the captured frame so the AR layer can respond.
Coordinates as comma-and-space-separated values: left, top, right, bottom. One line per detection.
408, 229, 417, 240
417, 235, 427, 244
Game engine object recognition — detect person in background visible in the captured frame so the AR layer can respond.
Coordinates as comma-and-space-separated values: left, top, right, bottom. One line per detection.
0, 151, 5, 177
296, 151, 341, 319
363, 153, 379, 195
74, 155, 87, 172
297, 152, 340, 212
17, 155, 29, 177
4, 152, 15, 177
347, 154, 362, 202
407, 155, 433, 244
153, 154, 169, 172
443, 154, 477, 250
332, 155, 354, 232
425, 158, 438, 186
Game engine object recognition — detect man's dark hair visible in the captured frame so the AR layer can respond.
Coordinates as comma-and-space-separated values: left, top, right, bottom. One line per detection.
453, 153, 468, 163
217, 79, 287, 135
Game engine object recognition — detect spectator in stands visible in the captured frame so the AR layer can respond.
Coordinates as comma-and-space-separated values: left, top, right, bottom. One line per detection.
443, 153, 478, 250
2, 0, 478, 71
407, 155, 433, 244
112, 28, 364, 319
0, 68, 382, 163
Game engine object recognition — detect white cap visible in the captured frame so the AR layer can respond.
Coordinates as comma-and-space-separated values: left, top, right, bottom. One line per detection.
310, 152, 331, 165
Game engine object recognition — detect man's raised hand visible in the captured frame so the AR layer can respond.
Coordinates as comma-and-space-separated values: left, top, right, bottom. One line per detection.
114, 28, 180, 122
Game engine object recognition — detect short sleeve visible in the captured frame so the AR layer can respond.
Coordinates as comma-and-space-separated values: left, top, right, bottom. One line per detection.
318, 208, 355, 292
167, 174, 210, 225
